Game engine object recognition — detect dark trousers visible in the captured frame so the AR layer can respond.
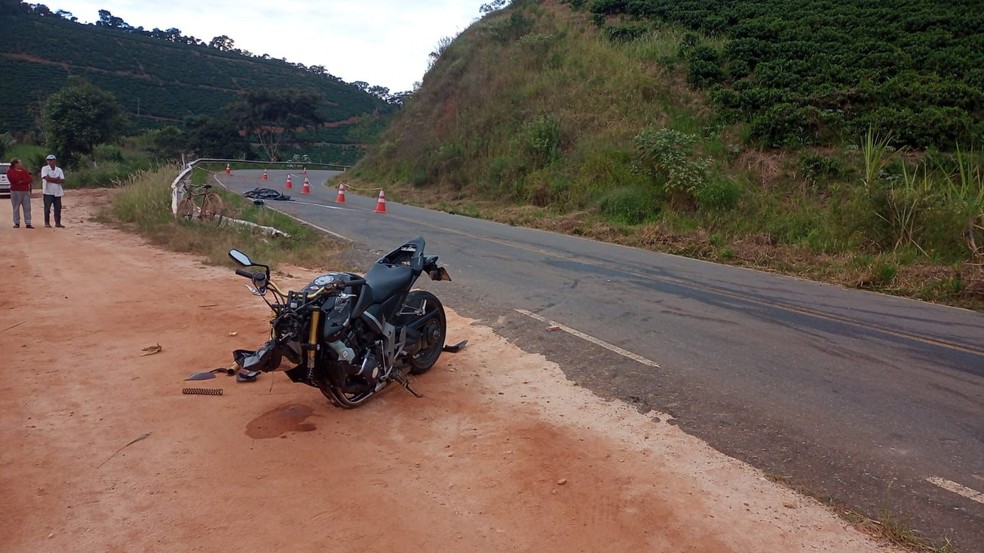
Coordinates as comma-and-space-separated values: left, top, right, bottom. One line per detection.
43, 194, 62, 226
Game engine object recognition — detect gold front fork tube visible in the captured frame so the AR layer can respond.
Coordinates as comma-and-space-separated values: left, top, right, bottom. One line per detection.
306, 310, 321, 368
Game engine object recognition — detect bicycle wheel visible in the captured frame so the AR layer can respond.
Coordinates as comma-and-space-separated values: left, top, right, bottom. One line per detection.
201, 194, 224, 222
176, 198, 195, 219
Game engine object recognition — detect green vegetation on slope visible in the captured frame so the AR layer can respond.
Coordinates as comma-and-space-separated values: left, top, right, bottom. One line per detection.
585, 0, 984, 150
348, 0, 984, 310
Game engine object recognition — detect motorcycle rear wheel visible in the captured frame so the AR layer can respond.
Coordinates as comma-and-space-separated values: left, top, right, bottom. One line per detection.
404, 290, 446, 375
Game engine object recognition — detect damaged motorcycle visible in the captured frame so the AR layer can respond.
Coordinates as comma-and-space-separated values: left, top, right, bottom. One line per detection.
228, 237, 464, 408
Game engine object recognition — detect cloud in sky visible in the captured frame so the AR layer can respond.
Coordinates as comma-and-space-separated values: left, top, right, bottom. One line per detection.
52, 1, 490, 92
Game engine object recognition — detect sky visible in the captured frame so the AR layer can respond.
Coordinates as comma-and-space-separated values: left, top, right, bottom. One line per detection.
50, 1, 491, 93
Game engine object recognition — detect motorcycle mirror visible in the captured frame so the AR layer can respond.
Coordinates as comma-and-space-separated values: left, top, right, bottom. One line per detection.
229, 249, 252, 267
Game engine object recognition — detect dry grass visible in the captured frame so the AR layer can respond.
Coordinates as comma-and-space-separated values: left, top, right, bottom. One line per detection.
105, 168, 357, 273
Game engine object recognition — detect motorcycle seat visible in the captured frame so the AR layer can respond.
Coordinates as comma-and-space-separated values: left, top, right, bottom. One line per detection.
364, 263, 414, 302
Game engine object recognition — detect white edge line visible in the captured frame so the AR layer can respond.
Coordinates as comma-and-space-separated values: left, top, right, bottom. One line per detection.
261, 202, 351, 242
280, 209, 350, 241
515, 309, 660, 368
926, 476, 984, 505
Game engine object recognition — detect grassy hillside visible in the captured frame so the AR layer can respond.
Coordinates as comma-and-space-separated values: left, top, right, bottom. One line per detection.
0, 4, 394, 163
587, 0, 984, 150
348, 0, 984, 310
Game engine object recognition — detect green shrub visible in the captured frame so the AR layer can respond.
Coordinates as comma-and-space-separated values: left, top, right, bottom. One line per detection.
525, 114, 562, 167
749, 103, 821, 148
93, 144, 124, 163
485, 12, 535, 42
688, 59, 726, 88
798, 153, 844, 181
598, 185, 658, 225
589, 0, 627, 16
917, 201, 973, 260
695, 178, 743, 210
870, 258, 899, 286
604, 22, 650, 43
805, 226, 838, 254
764, 205, 823, 244
633, 126, 708, 205
486, 152, 528, 194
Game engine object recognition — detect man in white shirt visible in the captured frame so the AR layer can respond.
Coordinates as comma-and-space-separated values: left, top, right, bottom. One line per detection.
40, 154, 66, 228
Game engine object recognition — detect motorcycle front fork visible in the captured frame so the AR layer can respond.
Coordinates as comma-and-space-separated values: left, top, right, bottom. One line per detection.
305, 310, 321, 381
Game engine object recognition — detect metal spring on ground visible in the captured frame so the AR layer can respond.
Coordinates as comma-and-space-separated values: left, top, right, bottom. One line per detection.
182, 387, 224, 396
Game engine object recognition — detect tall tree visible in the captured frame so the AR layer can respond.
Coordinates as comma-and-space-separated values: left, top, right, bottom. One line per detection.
143, 125, 187, 161
96, 9, 129, 29
225, 90, 325, 161
208, 35, 235, 51
183, 116, 250, 160
43, 77, 128, 167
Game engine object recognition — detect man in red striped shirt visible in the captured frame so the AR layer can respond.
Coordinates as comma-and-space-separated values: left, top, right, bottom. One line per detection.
6, 158, 34, 229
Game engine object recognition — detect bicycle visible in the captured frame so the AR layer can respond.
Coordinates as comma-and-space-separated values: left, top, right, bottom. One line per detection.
177, 182, 224, 222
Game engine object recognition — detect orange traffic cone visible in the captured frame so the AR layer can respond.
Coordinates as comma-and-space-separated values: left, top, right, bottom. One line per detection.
374, 189, 387, 213
285, 174, 293, 189
335, 183, 346, 203
301, 177, 311, 194
262, 168, 268, 180
225, 163, 231, 175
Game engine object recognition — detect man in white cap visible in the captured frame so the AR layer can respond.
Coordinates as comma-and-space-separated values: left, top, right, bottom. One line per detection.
40, 154, 66, 228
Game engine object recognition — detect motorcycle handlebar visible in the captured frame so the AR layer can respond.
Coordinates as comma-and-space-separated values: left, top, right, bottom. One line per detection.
235, 269, 254, 279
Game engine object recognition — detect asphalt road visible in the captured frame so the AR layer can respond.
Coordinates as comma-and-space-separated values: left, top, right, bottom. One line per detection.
219, 169, 984, 551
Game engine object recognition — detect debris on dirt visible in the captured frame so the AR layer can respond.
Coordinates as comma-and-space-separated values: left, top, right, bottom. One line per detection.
185, 368, 234, 381
442, 340, 468, 352
235, 369, 260, 383
141, 343, 163, 356
182, 387, 224, 396
97, 431, 152, 468
185, 372, 215, 381
546, 325, 561, 331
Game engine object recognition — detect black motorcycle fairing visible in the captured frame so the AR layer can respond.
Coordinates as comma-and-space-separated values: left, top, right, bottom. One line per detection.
321, 296, 352, 340
234, 341, 282, 372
